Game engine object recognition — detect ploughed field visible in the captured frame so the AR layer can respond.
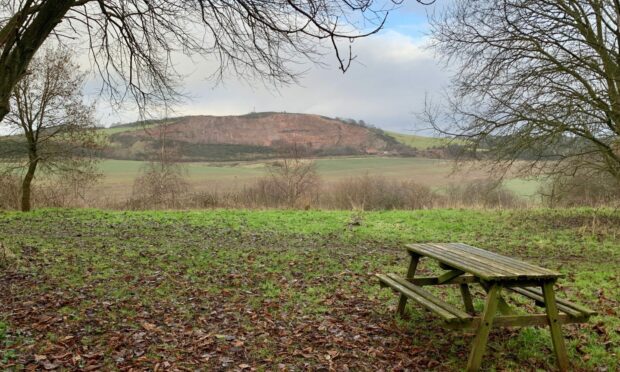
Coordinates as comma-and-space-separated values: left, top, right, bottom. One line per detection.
0, 209, 618, 370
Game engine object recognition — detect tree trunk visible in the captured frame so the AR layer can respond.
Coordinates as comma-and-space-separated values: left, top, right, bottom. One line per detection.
21, 160, 38, 212
0, 0, 74, 123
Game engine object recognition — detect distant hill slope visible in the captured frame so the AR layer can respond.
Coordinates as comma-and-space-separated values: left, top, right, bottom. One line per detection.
102, 112, 418, 161
385, 131, 455, 150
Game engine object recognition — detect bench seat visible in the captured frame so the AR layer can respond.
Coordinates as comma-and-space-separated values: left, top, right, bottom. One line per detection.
509, 287, 596, 319
377, 274, 596, 330
377, 273, 473, 325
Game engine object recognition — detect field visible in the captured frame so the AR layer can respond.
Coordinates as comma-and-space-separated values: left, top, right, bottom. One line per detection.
1, 208, 618, 370
94, 157, 541, 201
385, 131, 459, 150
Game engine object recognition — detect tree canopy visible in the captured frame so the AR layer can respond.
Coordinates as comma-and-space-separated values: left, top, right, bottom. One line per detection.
1, 48, 101, 211
426, 0, 620, 183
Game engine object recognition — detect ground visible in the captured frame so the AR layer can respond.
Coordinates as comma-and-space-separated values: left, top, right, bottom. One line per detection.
0, 209, 618, 371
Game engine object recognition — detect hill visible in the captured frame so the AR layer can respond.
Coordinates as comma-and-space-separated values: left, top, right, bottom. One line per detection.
101, 113, 417, 161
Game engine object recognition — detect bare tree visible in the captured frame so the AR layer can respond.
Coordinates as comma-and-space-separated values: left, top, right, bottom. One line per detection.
268, 143, 320, 207
0, 0, 432, 123
129, 120, 190, 209
1, 48, 102, 211
425, 0, 620, 185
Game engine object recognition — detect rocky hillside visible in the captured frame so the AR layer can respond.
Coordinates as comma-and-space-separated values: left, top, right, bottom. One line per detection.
103, 112, 416, 161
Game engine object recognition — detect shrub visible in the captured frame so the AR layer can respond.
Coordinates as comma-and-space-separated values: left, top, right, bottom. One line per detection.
127, 161, 190, 209
539, 173, 620, 207
443, 179, 524, 208
324, 174, 438, 210
0, 173, 20, 210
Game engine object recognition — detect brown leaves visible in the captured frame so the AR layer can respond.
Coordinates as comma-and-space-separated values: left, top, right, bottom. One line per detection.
1, 210, 616, 371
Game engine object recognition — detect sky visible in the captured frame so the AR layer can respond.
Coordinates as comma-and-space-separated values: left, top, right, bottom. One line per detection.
90, 2, 450, 135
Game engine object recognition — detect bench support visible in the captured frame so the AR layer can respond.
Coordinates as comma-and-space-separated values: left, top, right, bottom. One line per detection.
459, 284, 475, 314
467, 284, 501, 372
397, 253, 420, 316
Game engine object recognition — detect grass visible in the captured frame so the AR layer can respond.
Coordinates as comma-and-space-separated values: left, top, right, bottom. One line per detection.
0, 208, 618, 370
386, 131, 461, 150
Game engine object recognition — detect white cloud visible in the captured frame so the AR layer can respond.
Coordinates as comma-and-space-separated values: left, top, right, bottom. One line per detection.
87, 27, 449, 135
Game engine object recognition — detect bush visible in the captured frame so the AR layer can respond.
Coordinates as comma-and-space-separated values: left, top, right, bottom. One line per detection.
127, 161, 190, 209
443, 179, 524, 208
0, 173, 20, 210
539, 173, 620, 207
324, 174, 438, 210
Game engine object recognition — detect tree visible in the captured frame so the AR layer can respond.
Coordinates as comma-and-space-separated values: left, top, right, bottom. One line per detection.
0, 0, 429, 124
425, 0, 620, 184
1, 48, 102, 211
268, 143, 320, 207
129, 119, 190, 209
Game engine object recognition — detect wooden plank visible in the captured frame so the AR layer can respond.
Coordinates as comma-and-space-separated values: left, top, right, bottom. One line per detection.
409, 244, 515, 279
511, 287, 596, 316
453, 242, 555, 275
467, 284, 501, 371
421, 243, 532, 278
432, 243, 552, 279
410, 275, 479, 286
437, 269, 465, 284
412, 243, 519, 279
398, 253, 420, 316
446, 313, 590, 330
428, 243, 528, 276
509, 287, 584, 318
413, 242, 561, 278
542, 282, 569, 371
387, 274, 472, 321
376, 274, 460, 322
407, 243, 562, 281
417, 243, 516, 275
453, 243, 560, 277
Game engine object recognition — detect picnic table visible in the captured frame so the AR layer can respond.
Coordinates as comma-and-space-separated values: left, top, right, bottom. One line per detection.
377, 243, 596, 372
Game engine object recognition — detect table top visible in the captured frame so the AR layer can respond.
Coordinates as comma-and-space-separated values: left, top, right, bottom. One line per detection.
406, 243, 562, 282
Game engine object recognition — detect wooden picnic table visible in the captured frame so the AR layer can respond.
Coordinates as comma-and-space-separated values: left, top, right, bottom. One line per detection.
377, 243, 596, 372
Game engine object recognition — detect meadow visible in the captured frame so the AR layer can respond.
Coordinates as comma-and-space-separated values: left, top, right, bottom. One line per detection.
0, 208, 618, 370
384, 131, 458, 150
95, 157, 541, 201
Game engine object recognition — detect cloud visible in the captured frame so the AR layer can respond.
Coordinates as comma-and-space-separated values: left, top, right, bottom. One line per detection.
86, 16, 450, 135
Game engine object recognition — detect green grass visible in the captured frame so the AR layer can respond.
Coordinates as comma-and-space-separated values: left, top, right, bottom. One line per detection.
98, 119, 174, 135
0, 208, 618, 370
386, 131, 460, 150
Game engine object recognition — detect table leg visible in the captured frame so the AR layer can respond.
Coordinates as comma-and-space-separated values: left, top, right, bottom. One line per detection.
481, 281, 515, 315
542, 281, 569, 371
397, 253, 420, 316
467, 284, 501, 372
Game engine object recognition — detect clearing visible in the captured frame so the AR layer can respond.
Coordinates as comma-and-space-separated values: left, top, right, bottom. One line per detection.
0, 209, 618, 370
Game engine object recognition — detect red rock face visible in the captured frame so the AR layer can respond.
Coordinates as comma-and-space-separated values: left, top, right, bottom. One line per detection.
120, 113, 389, 152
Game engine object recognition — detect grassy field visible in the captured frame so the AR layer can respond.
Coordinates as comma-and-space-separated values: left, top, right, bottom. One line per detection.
95, 157, 542, 200
0, 209, 618, 370
386, 131, 459, 150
